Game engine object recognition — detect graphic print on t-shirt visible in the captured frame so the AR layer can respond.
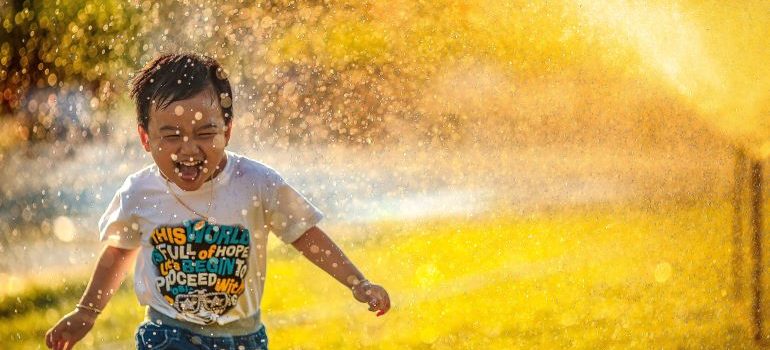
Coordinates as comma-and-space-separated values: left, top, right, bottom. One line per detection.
151, 219, 250, 324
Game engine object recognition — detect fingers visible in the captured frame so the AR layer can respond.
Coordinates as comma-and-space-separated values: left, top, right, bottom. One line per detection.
46, 328, 62, 350
356, 284, 391, 317
378, 293, 391, 316
59, 338, 74, 350
47, 328, 73, 350
49, 329, 61, 350
367, 289, 391, 317
376, 292, 391, 316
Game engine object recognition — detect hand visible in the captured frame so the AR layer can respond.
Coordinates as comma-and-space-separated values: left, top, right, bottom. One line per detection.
45, 309, 97, 350
352, 281, 391, 317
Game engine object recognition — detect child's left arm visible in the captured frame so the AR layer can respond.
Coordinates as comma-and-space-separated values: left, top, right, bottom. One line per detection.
291, 226, 391, 316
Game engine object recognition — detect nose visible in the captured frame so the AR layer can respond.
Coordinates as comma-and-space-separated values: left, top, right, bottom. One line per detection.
178, 136, 202, 158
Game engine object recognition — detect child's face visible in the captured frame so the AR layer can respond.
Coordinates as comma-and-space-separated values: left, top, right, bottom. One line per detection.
138, 87, 232, 191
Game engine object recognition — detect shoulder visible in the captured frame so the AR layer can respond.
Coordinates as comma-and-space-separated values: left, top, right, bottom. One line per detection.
228, 151, 284, 185
116, 163, 161, 195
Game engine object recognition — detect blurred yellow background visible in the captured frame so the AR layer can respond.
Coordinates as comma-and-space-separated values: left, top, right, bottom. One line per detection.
1, 0, 769, 348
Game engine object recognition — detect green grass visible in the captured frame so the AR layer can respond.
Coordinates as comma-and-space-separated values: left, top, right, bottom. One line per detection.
1, 201, 760, 349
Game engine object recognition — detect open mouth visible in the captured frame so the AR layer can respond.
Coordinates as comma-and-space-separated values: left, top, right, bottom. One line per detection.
174, 159, 205, 181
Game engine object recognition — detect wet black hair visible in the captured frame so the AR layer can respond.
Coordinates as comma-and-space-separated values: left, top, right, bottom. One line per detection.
130, 53, 233, 130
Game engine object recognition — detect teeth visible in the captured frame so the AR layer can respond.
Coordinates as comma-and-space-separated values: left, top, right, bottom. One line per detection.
179, 160, 203, 166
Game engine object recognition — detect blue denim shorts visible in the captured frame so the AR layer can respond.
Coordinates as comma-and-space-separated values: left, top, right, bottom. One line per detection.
135, 320, 268, 350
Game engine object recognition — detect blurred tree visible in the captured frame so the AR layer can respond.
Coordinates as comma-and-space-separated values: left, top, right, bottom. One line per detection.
0, 0, 145, 145
0, 0, 649, 149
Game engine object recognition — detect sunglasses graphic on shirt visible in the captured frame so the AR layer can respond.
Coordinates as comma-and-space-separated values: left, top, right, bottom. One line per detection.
175, 290, 237, 315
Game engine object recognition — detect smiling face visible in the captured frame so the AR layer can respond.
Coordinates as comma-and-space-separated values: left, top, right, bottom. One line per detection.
138, 87, 232, 191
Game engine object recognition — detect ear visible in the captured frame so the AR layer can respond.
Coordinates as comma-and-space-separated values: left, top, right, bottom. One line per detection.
224, 120, 232, 146
138, 124, 151, 152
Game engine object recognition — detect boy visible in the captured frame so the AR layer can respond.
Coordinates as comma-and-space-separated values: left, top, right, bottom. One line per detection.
45, 53, 390, 350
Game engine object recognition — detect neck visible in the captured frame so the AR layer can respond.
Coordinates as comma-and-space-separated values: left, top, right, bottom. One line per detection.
206, 154, 228, 183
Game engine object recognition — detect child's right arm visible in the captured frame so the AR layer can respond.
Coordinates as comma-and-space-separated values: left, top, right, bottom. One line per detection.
45, 245, 139, 350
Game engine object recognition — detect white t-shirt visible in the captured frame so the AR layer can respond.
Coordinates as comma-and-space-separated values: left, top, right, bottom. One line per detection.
98, 150, 323, 326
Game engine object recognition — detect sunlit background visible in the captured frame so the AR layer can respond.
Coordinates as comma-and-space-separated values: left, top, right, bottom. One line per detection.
1, 0, 770, 349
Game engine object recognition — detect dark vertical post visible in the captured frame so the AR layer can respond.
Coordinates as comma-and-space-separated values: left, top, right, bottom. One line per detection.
733, 149, 746, 299
751, 160, 763, 341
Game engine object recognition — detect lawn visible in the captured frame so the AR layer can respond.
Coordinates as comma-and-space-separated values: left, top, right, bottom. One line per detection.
2, 201, 759, 349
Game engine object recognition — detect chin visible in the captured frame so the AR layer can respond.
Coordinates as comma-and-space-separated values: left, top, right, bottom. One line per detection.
177, 183, 200, 191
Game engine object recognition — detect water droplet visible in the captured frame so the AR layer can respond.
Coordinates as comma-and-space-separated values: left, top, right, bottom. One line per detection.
216, 67, 228, 80
220, 95, 232, 108
53, 216, 76, 242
